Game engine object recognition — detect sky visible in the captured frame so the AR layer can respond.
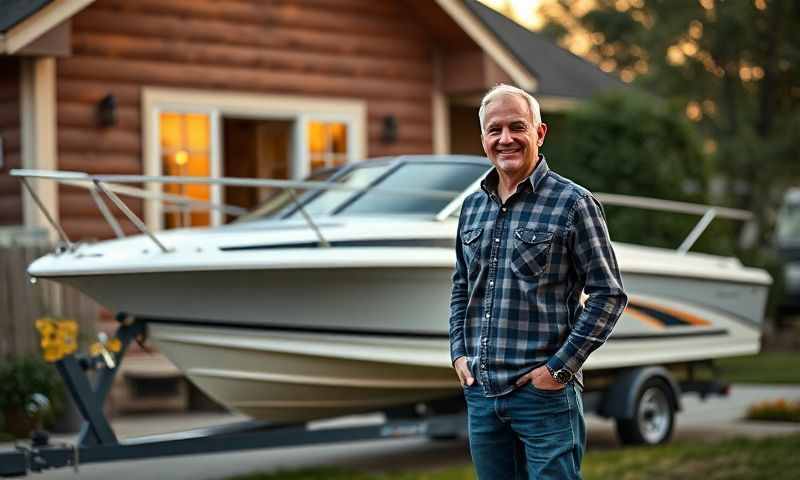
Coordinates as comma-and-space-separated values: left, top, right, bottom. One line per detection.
480, 0, 547, 30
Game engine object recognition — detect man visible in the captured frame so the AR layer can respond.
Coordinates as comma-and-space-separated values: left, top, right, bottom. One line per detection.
449, 84, 628, 479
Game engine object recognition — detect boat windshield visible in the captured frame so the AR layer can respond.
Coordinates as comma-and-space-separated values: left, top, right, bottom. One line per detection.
333, 162, 487, 216
240, 159, 488, 221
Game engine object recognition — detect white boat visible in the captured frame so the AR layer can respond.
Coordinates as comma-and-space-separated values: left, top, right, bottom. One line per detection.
15, 156, 771, 424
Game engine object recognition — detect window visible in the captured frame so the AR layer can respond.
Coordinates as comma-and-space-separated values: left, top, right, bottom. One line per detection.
308, 121, 348, 172
144, 88, 366, 231
160, 112, 211, 228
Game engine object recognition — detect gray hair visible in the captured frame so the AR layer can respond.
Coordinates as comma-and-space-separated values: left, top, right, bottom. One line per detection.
478, 84, 542, 133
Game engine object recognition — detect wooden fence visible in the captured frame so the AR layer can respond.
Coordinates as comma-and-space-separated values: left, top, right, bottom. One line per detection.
0, 243, 99, 359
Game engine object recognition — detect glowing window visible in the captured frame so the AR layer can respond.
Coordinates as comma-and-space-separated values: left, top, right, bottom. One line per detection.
308, 121, 348, 172
160, 112, 211, 228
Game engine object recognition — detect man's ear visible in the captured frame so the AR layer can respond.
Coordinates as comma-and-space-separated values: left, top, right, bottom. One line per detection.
536, 123, 548, 145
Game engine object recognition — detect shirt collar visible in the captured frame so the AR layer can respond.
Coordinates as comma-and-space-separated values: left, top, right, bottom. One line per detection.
481, 154, 550, 199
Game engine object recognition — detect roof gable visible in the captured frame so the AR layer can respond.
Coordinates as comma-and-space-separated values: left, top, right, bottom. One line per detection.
0, 0, 52, 33
464, 0, 626, 99
1, 0, 94, 55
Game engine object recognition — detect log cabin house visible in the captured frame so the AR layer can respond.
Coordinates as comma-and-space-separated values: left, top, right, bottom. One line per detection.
1, 0, 623, 238
0, 0, 623, 411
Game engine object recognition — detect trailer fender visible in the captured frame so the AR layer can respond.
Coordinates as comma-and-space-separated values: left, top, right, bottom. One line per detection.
600, 366, 682, 420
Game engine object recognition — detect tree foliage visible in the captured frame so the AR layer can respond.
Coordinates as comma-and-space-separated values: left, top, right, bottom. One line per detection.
546, 90, 734, 253
541, 0, 800, 249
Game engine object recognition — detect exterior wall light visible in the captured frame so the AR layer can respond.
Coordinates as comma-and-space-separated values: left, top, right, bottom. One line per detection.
381, 115, 398, 144
96, 94, 117, 128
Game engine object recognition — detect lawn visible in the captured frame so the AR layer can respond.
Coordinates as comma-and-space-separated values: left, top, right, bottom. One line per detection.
224, 434, 800, 480
716, 351, 800, 384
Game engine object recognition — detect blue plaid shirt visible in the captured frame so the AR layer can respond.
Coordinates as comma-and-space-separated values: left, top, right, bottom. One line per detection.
449, 157, 627, 397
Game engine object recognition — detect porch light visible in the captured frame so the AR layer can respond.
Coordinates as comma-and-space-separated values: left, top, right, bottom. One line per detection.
381, 115, 397, 144
96, 94, 117, 128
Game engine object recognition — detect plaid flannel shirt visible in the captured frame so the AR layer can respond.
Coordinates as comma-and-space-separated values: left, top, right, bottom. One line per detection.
449, 157, 627, 397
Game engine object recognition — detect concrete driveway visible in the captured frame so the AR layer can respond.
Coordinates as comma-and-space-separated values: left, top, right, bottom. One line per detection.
13, 384, 800, 480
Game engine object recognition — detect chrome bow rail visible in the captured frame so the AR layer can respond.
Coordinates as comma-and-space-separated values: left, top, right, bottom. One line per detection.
11, 169, 754, 256
10, 169, 462, 253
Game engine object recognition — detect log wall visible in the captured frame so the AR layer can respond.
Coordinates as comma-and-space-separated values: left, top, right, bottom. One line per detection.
58, 0, 440, 239
0, 57, 22, 226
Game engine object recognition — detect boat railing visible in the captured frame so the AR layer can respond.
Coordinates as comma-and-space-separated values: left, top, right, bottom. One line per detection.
11, 169, 753, 255
9, 169, 461, 252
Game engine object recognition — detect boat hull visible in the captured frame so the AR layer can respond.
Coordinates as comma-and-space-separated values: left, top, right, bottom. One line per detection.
148, 324, 458, 422
55, 265, 768, 334
143, 286, 763, 423
51, 259, 767, 423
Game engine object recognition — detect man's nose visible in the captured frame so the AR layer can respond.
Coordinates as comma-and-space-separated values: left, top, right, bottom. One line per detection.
499, 127, 512, 143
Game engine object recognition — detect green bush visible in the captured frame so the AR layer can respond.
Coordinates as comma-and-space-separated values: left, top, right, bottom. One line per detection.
546, 90, 736, 256
0, 357, 64, 430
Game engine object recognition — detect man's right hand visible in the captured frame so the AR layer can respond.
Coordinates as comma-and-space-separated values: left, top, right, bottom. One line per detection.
453, 356, 474, 387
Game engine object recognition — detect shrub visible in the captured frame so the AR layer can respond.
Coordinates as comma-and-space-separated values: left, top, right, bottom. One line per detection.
0, 357, 64, 434
746, 398, 800, 422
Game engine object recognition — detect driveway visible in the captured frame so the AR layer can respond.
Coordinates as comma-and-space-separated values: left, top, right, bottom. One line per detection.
12, 384, 800, 480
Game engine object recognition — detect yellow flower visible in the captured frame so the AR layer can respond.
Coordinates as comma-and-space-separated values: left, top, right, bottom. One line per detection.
106, 338, 122, 353
57, 320, 78, 356
35, 317, 80, 362
89, 342, 103, 357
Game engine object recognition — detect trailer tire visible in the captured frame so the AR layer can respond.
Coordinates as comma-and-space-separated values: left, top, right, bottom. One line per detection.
615, 377, 675, 445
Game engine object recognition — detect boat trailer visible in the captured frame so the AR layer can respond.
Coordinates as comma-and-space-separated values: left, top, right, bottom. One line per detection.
0, 317, 466, 477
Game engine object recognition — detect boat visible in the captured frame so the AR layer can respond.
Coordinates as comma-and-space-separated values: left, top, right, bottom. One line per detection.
14, 155, 771, 424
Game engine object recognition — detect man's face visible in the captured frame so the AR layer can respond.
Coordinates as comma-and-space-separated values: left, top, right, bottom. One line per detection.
481, 94, 547, 179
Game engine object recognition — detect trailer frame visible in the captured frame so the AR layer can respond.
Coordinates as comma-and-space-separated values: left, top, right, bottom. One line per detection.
0, 317, 466, 478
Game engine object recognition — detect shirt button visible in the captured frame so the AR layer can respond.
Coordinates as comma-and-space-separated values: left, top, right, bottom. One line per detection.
489, 280, 494, 286
502, 207, 507, 212
485, 313, 490, 318
481, 364, 486, 369
494, 238, 500, 243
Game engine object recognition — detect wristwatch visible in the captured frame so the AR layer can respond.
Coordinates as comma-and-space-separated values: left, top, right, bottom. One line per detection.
547, 365, 573, 384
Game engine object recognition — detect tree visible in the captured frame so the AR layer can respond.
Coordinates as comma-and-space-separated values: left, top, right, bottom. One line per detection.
546, 89, 734, 253
541, 0, 800, 250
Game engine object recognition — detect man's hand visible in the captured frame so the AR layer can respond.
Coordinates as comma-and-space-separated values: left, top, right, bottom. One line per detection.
515, 365, 564, 390
453, 356, 474, 387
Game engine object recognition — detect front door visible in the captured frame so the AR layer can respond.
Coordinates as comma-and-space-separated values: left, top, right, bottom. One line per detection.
222, 118, 292, 223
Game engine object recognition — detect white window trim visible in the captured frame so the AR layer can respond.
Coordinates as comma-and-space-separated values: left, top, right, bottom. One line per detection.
142, 87, 367, 231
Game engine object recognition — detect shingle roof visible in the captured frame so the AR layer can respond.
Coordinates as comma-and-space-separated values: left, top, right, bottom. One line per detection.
464, 0, 626, 99
0, 0, 52, 33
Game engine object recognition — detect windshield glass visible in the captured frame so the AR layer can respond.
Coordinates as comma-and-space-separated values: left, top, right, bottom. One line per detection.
301, 164, 391, 217
337, 162, 488, 216
239, 158, 488, 221
233, 167, 341, 222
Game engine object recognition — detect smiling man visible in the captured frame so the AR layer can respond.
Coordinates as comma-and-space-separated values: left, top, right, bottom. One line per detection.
449, 84, 628, 479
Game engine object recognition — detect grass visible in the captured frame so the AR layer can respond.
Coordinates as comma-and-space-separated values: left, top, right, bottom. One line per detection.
716, 351, 800, 385
223, 434, 800, 480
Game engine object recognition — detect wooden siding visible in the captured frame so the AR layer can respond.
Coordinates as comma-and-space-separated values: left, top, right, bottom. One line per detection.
0, 57, 22, 226
57, 0, 440, 240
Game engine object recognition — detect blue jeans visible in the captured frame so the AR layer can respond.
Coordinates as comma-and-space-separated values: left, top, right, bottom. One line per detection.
463, 382, 585, 480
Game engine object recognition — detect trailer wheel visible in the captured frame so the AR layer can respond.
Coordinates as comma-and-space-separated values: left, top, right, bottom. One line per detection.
616, 377, 675, 445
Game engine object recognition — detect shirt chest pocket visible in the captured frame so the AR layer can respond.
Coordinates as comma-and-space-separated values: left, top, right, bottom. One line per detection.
461, 227, 483, 272
510, 228, 554, 279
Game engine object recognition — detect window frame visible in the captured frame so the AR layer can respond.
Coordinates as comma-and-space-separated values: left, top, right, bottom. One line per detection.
142, 87, 367, 230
